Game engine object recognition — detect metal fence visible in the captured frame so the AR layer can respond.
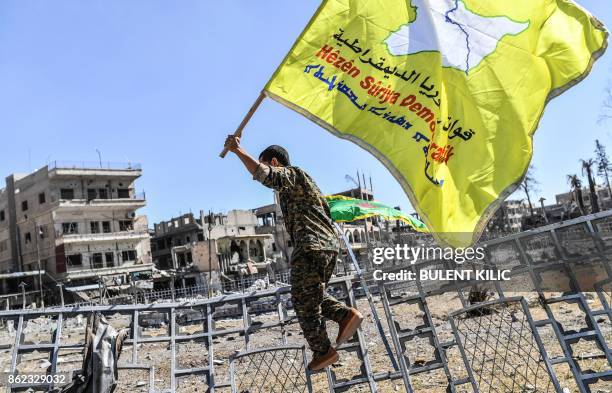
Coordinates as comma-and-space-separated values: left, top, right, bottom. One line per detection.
0, 211, 611, 392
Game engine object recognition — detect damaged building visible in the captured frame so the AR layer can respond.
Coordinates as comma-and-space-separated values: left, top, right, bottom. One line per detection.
0, 162, 152, 306
150, 210, 277, 292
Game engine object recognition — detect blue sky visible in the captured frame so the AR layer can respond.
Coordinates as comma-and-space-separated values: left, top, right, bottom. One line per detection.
0, 1, 611, 225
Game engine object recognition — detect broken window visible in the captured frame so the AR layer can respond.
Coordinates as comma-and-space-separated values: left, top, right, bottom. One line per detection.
60, 188, 75, 200
67, 254, 82, 267
38, 192, 46, 204
122, 250, 137, 262
158, 256, 171, 269
102, 221, 111, 233
98, 188, 108, 199
24, 232, 32, 244
0, 210, 5, 221
177, 253, 187, 267
62, 222, 79, 235
21, 200, 28, 212
90, 221, 100, 234
117, 188, 130, 199
87, 188, 97, 201
92, 253, 104, 269
105, 252, 115, 267
119, 220, 133, 231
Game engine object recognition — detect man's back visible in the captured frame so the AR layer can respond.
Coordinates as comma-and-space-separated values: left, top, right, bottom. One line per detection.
253, 164, 338, 254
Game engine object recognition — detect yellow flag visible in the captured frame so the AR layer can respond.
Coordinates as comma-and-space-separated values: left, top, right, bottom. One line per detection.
264, 0, 608, 247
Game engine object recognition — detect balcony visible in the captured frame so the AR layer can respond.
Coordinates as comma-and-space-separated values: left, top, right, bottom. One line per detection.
59, 230, 150, 244
63, 262, 154, 280
55, 192, 146, 211
49, 160, 141, 170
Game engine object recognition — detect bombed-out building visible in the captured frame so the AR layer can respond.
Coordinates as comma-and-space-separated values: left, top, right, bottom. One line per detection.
0, 162, 152, 305
150, 210, 277, 289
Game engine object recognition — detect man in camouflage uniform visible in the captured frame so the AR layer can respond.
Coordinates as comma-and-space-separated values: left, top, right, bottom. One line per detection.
224, 136, 363, 370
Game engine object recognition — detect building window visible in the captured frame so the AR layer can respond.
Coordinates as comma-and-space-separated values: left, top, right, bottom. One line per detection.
102, 221, 112, 233
60, 188, 75, 200
0, 210, 4, 221
21, 200, 28, 211
90, 221, 100, 234
92, 253, 104, 269
117, 188, 130, 199
62, 222, 79, 234
119, 220, 133, 231
67, 254, 82, 267
24, 232, 32, 244
38, 225, 47, 239
105, 252, 115, 267
197, 232, 204, 241
98, 188, 108, 199
87, 188, 97, 201
156, 239, 166, 250
122, 250, 137, 261
38, 192, 46, 204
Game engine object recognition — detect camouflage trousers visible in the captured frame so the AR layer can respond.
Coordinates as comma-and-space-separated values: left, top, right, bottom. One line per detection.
290, 250, 350, 355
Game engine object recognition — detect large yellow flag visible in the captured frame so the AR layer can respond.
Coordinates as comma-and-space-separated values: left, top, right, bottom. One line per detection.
264, 0, 608, 247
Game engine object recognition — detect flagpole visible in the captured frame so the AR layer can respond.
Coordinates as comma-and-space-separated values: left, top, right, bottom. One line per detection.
219, 91, 266, 158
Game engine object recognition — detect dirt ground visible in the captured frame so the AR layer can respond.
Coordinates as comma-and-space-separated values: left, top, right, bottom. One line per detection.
0, 291, 610, 393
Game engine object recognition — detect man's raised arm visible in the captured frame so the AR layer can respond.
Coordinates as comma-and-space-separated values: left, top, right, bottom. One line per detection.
224, 135, 259, 175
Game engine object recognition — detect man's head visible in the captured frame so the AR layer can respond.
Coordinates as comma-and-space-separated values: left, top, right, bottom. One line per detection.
259, 145, 290, 167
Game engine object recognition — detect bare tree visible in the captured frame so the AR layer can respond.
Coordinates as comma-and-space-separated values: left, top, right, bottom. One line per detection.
599, 80, 612, 125
581, 159, 600, 213
567, 174, 586, 216
595, 139, 612, 202
521, 164, 539, 218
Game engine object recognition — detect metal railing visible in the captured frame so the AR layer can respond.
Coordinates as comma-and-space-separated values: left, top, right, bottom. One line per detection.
1, 211, 611, 392
48, 160, 142, 171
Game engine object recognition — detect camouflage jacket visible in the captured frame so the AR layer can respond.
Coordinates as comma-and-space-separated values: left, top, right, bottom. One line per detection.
253, 164, 339, 253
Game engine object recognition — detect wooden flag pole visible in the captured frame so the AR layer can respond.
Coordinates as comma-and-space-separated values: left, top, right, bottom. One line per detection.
219, 91, 266, 158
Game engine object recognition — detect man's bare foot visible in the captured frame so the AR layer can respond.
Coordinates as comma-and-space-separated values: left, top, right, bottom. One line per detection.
336, 308, 364, 345
308, 347, 339, 371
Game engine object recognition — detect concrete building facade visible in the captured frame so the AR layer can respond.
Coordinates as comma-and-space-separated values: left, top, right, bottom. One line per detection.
150, 210, 276, 284
0, 162, 152, 296
556, 186, 612, 212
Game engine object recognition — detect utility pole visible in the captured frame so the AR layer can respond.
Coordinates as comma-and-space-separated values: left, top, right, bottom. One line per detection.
539, 197, 549, 224
35, 223, 44, 307
57, 283, 65, 307
206, 210, 216, 298
18, 282, 26, 309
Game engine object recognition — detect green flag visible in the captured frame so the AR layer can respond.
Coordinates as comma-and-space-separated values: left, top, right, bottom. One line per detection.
326, 195, 428, 232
